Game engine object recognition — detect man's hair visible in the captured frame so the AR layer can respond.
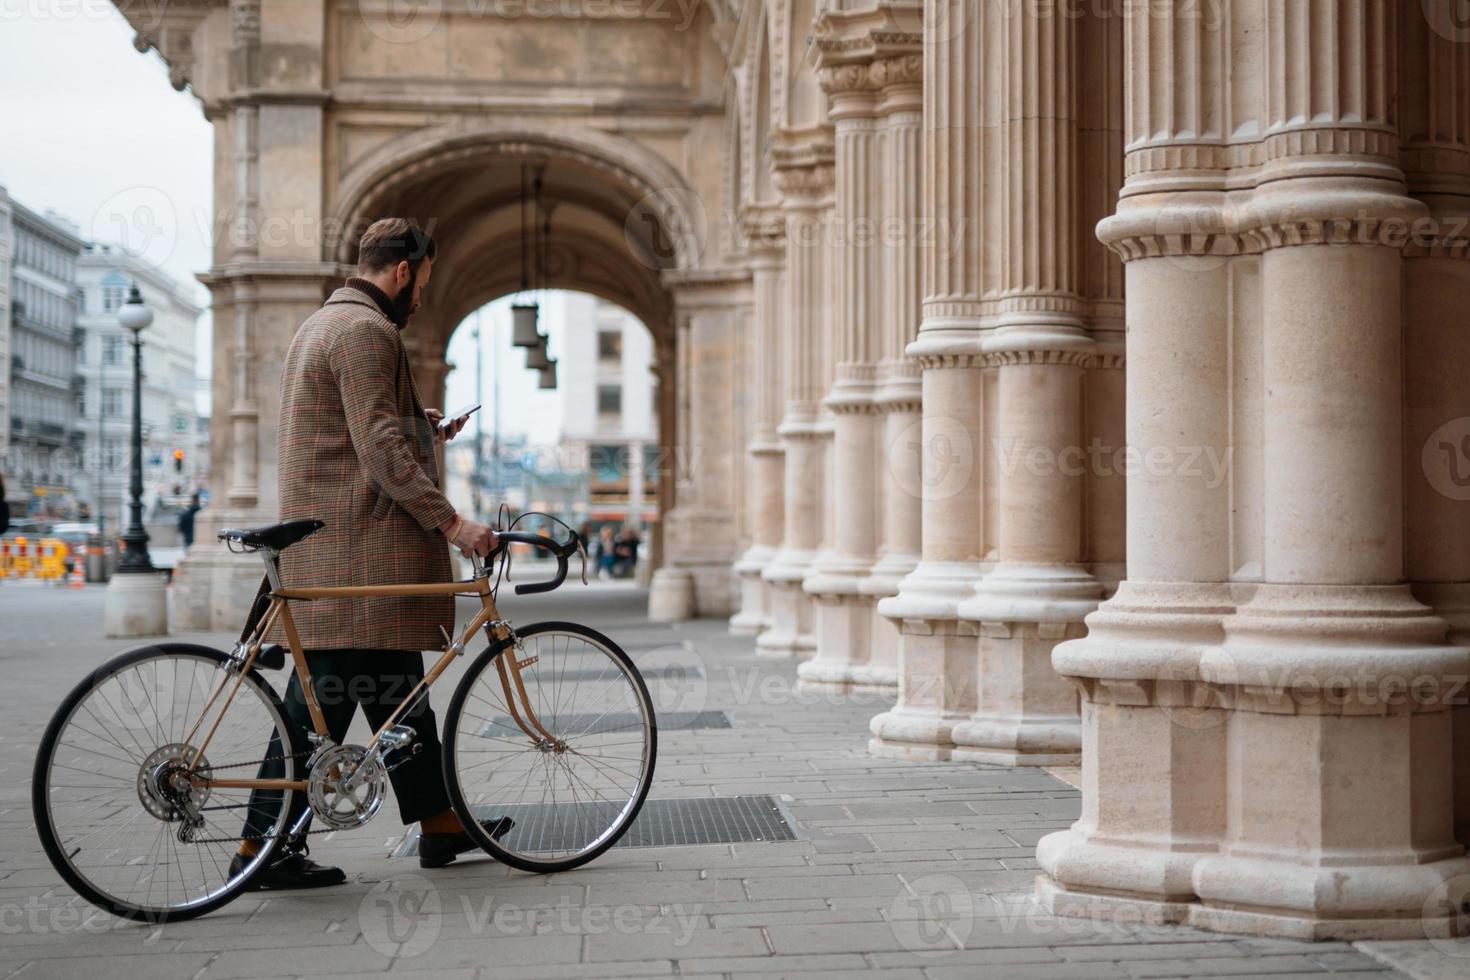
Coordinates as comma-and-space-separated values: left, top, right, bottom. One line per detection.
356, 218, 436, 274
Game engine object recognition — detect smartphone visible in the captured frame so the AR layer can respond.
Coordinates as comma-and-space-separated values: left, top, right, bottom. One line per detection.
439, 403, 482, 429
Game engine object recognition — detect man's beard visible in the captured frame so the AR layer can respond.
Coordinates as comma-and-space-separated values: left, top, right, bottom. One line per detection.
391, 265, 418, 327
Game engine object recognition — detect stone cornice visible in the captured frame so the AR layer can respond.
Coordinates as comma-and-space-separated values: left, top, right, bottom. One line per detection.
813, 1, 923, 67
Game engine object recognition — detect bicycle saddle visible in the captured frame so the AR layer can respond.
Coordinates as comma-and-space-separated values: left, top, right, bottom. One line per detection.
218, 519, 325, 552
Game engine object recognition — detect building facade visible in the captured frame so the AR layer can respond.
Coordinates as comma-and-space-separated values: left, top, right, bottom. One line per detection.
7, 200, 84, 517
118, 0, 1470, 941
0, 185, 13, 468
559, 294, 658, 534
75, 243, 205, 531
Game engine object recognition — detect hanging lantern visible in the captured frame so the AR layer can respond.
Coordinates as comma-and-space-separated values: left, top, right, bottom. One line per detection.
525, 336, 550, 370
511, 303, 539, 347
538, 359, 557, 390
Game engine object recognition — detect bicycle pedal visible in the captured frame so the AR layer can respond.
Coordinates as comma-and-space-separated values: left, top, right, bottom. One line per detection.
382, 742, 423, 772
380, 724, 417, 747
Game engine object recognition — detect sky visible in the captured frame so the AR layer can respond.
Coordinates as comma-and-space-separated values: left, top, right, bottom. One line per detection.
0, 3, 572, 443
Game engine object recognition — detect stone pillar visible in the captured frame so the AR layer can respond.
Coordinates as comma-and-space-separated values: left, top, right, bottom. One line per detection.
649, 273, 748, 620
1399, 3, 1470, 852
730, 215, 787, 635
757, 129, 834, 658
951, 3, 1101, 766
870, 0, 994, 757
799, 50, 884, 693
1040, 0, 1470, 940
861, 49, 924, 694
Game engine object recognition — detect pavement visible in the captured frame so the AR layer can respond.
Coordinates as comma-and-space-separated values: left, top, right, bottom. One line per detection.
0, 577, 1443, 979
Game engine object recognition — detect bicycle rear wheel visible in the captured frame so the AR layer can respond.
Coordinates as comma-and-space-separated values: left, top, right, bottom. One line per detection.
442, 622, 657, 873
32, 645, 306, 921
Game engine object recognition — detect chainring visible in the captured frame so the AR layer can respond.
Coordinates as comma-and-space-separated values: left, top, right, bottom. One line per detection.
306, 743, 386, 830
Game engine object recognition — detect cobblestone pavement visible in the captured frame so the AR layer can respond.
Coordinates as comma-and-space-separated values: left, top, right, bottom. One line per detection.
0, 580, 1417, 979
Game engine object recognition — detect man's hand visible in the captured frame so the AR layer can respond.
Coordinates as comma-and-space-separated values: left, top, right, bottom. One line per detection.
425, 408, 468, 443
443, 514, 499, 557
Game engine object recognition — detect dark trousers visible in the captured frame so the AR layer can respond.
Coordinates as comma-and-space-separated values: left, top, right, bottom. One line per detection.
242, 649, 453, 843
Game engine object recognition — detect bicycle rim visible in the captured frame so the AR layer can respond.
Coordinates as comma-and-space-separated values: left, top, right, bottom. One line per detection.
33, 647, 301, 921
444, 622, 657, 872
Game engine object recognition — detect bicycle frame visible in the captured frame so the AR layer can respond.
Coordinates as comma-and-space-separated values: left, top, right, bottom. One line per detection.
180, 561, 550, 794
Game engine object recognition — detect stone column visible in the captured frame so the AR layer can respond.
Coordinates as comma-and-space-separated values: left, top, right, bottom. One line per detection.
649, 273, 747, 620
951, 2, 1100, 766
1399, 3, 1470, 852
758, 129, 834, 658
799, 55, 884, 692
861, 50, 924, 694
730, 214, 787, 635
1041, 0, 1470, 940
870, 0, 995, 757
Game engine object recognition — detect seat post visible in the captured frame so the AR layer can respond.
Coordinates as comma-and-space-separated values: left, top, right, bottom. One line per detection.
261, 547, 284, 592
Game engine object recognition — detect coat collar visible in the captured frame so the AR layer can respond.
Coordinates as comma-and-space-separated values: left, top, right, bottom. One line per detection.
326, 278, 402, 329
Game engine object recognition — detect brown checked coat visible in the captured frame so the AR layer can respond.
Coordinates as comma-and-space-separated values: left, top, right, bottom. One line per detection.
269, 283, 459, 652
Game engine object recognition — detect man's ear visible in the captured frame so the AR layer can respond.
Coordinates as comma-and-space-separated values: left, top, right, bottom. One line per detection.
395, 259, 412, 290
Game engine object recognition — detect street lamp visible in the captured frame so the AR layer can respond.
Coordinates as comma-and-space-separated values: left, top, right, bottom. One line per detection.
115, 284, 154, 573
104, 283, 168, 637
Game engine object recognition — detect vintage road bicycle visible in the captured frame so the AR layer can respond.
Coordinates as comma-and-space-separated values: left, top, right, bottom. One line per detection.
32, 514, 658, 921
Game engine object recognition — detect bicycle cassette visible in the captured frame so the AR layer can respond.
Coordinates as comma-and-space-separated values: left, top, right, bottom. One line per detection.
306, 744, 386, 829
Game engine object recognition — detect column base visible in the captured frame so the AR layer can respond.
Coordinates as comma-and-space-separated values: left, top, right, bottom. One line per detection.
858, 553, 915, 694
730, 546, 774, 634
798, 564, 876, 693
171, 536, 265, 631
868, 618, 979, 761
104, 571, 169, 638
648, 567, 696, 621
1037, 858, 1470, 941
951, 564, 1099, 766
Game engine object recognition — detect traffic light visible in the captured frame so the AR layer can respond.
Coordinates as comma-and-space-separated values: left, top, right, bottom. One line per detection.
173, 448, 185, 473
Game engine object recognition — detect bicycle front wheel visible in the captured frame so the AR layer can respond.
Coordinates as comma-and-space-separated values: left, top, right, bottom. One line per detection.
442, 622, 657, 873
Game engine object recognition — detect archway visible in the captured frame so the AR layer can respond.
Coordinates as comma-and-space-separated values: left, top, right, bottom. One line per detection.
329, 125, 704, 578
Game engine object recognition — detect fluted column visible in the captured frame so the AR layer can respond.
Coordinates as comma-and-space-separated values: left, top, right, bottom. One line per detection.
799, 51, 886, 692
870, 0, 993, 758
730, 214, 788, 635
758, 130, 835, 658
861, 50, 925, 693
948, 1, 1101, 766
1041, 0, 1470, 941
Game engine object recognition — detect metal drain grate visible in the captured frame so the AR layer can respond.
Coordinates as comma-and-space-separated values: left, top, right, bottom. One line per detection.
393, 795, 796, 857
476, 710, 729, 737
552, 664, 705, 681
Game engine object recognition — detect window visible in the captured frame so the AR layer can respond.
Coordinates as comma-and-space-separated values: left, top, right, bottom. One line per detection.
103, 335, 124, 365
597, 385, 622, 416
597, 330, 622, 362
102, 387, 123, 417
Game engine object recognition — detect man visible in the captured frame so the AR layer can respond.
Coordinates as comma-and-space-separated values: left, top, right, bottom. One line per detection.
233, 218, 505, 890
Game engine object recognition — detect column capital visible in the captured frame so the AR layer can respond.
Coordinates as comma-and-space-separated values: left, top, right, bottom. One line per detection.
771, 126, 836, 204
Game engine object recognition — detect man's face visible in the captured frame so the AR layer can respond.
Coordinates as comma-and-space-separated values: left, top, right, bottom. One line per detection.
391, 256, 432, 325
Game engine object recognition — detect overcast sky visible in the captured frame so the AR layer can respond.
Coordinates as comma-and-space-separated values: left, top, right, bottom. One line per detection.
0, 3, 570, 443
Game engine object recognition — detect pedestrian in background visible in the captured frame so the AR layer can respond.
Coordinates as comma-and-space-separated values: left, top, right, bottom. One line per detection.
177, 492, 202, 548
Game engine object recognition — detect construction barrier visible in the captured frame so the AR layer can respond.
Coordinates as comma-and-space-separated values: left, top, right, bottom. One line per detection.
0, 537, 76, 584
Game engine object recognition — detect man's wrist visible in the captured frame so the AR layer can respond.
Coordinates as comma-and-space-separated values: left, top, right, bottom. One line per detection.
442, 514, 463, 539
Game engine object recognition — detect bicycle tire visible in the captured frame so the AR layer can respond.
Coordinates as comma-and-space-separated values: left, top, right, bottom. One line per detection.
32, 644, 308, 922
441, 621, 658, 874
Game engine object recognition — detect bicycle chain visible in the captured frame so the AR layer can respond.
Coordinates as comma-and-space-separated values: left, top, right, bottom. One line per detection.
179, 747, 335, 845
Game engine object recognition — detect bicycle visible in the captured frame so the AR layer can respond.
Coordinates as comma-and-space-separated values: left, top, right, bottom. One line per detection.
31, 514, 658, 922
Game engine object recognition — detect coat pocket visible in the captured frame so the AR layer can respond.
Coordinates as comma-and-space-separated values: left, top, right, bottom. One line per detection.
371, 489, 395, 521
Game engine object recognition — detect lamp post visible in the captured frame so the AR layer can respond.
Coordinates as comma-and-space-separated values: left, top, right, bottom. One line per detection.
105, 283, 168, 636
115, 285, 153, 573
